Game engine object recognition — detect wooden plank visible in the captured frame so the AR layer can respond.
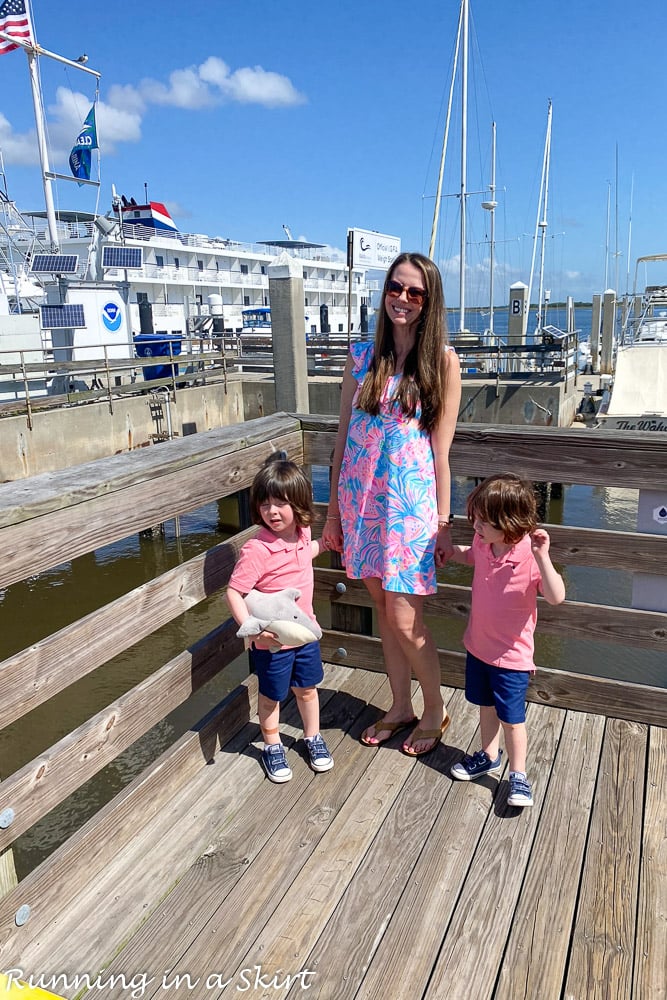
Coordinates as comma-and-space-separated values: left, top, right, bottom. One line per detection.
564, 718, 646, 1000
0, 620, 243, 851
303, 689, 482, 1000
0, 430, 302, 589
315, 571, 667, 654
303, 418, 667, 490
0, 676, 258, 964
424, 703, 563, 1000
23, 664, 354, 979
436, 520, 667, 575
0, 413, 301, 526
76, 667, 388, 1000
633, 725, 667, 1000
207, 704, 462, 1000
0, 530, 255, 730
495, 711, 606, 999
319, 630, 667, 727
178, 695, 424, 999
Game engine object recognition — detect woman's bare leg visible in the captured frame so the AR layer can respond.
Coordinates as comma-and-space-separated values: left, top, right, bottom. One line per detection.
384, 591, 445, 753
360, 577, 416, 744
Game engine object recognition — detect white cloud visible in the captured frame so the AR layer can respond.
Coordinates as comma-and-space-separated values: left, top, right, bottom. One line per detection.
0, 111, 36, 165
0, 55, 304, 166
198, 57, 306, 107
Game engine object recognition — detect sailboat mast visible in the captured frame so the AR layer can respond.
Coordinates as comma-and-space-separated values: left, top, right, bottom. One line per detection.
428, 3, 463, 260
458, 0, 469, 332
536, 100, 552, 334
527, 99, 552, 336
487, 121, 496, 335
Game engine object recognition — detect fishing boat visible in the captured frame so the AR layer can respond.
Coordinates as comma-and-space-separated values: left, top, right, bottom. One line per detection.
595, 254, 667, 431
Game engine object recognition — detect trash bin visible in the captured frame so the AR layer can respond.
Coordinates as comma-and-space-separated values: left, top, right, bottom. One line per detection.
133, 333, 182, 381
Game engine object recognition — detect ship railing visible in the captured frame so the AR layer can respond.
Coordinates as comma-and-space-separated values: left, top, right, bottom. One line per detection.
452, 337, 577, 382
0, 335, 235, 425
0, 414, 664, 921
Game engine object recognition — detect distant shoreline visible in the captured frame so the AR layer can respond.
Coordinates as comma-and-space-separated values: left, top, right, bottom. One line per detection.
448, 303, 593, 312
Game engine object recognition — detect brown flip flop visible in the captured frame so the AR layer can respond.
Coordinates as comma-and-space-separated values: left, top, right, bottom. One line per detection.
402, 714, 451, 757
360, 714, 418, 747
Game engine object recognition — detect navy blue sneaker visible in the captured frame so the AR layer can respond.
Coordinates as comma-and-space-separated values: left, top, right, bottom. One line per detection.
451, 748, 503, 781
507, 771, 533, 807
261, 743, 292, 783
304, 734, 334, 772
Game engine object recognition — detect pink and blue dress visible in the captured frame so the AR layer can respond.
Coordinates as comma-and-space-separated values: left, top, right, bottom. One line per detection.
338, 341, 440, 595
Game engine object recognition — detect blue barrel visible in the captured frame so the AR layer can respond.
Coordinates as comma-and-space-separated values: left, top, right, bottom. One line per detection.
133, 333, 182, 380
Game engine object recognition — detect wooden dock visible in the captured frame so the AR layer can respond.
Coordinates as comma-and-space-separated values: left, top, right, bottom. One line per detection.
3, 663, 664, 1000
0, 413, 665, 999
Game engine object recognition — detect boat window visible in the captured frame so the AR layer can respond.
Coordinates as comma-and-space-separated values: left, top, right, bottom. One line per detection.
240, 264, 249, 275
156, 255, 164, 268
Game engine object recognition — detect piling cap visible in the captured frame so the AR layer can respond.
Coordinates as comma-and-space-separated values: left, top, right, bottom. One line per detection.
268, 251, 303, 279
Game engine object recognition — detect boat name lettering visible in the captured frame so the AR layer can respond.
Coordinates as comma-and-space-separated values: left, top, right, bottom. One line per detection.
616, 419, 667, 432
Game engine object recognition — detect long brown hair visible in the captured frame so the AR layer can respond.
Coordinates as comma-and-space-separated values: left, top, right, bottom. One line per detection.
356, 252, 449, 432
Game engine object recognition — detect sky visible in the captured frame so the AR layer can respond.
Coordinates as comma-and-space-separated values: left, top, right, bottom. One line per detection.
2, 0, 667, 307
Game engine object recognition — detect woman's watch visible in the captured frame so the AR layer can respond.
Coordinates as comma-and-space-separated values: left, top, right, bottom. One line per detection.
437, 514, 454, 528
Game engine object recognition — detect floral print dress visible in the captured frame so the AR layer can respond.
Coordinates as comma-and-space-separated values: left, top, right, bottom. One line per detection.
338, 341, 441, 595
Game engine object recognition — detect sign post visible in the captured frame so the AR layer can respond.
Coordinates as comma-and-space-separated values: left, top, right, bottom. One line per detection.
346, 228, 401, 345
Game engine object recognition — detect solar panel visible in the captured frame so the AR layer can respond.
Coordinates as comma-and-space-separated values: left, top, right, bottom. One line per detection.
31, 254, 79, 274
102, 246, 143, 269
40, 304, 86, 329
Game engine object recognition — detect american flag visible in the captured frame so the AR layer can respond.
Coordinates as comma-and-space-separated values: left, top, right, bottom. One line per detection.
0, 0, 33, 55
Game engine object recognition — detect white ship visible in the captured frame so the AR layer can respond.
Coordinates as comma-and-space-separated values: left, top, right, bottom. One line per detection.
595, 254, 667, 433
2, 193, 372, 345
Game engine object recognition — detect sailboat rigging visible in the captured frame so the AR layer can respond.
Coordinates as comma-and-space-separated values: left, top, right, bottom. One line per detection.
428, 0, 498, 336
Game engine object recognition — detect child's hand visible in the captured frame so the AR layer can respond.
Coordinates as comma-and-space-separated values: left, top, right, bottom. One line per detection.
322, 514, 344, 554
253, 629, 281, 650
530, 528, 551, 557
435, 526, 455, 567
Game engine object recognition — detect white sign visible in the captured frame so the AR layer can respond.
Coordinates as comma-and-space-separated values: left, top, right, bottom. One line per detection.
653, 504, 667, 525
350, 228, 401, 270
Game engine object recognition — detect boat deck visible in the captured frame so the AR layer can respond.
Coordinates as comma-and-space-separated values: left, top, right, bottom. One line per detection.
16, 661, 666, 1000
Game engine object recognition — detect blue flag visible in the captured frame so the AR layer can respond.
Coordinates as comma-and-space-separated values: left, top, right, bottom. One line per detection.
69, 105, 98, 184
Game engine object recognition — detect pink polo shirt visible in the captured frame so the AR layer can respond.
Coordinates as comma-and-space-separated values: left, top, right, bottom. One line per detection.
228, 525, 318, 625
462, 533, 543, 672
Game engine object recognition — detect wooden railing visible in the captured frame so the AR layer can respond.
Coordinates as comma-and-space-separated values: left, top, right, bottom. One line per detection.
0, 412, 666, 947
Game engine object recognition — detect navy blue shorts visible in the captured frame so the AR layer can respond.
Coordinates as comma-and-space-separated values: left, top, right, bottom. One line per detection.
250, 641, 324, 702
464, 651, 530, 724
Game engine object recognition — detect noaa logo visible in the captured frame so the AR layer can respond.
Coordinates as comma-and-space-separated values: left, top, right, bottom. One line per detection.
102, 302, 122, 332
653, 505, 667, 526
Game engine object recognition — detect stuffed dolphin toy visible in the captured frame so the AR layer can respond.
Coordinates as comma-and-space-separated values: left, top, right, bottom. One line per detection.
236, 588, 322, 651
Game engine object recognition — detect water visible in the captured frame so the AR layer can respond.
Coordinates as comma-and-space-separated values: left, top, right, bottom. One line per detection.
446, 305, 592, 343
1, 450, 660, 877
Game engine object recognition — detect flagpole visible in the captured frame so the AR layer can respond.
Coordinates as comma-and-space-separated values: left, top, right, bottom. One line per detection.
0, 26, 101, 250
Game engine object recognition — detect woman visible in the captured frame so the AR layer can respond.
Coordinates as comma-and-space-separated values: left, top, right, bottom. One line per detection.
322, 252, 461, 755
